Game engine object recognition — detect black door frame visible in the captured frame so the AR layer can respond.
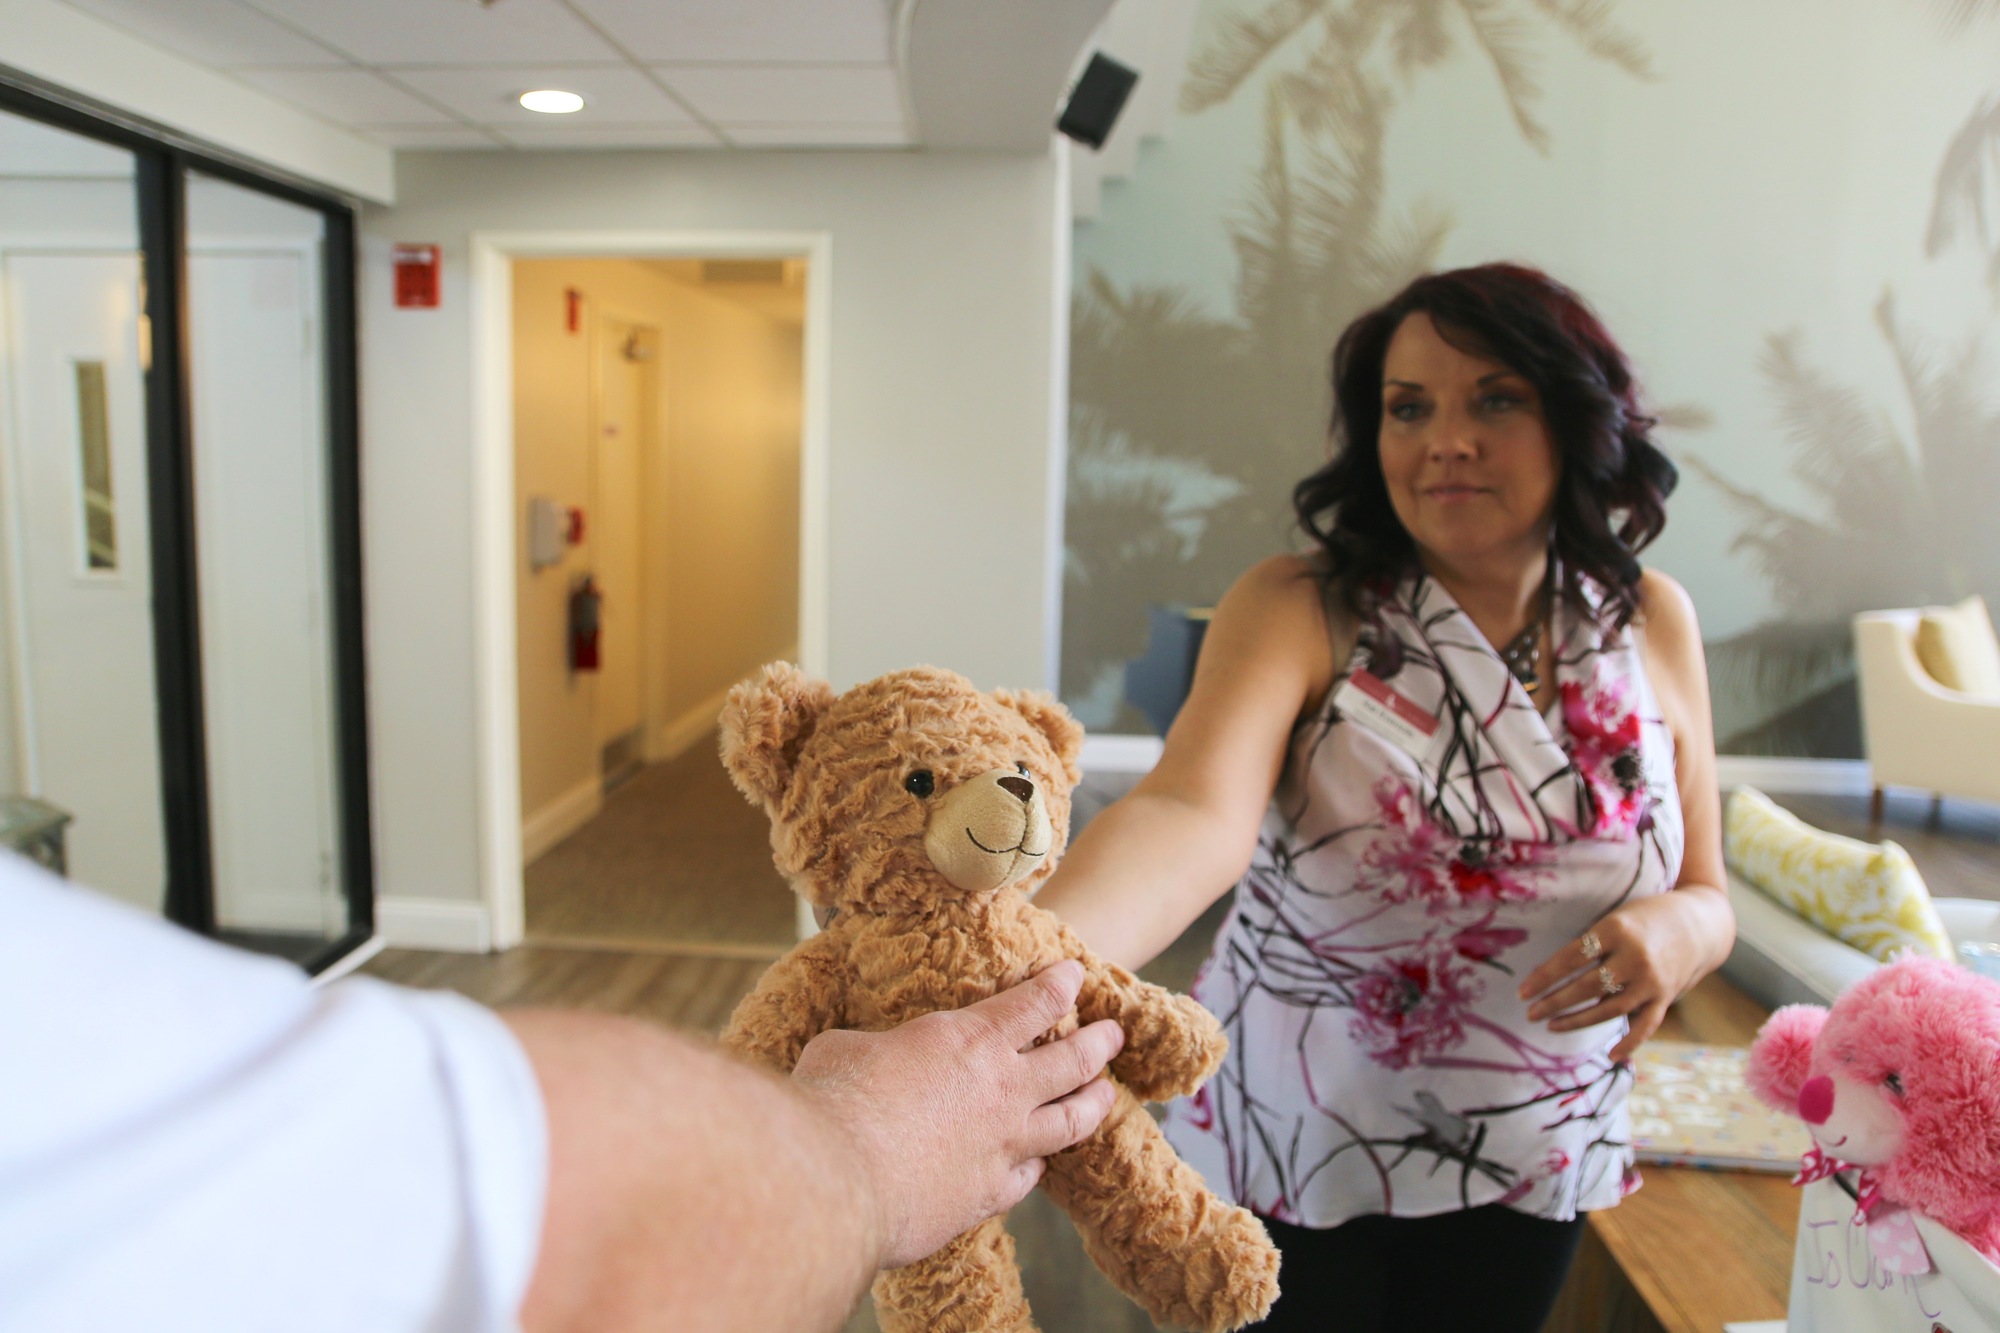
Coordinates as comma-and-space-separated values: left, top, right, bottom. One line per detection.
0, 73, 375, 974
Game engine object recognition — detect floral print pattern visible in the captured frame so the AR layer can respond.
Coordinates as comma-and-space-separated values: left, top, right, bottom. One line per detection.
1164, 570, 1684, 1227
1353, 777, 1556, 915
1562, 677, 1649, 838
1348, 945, 1482, 1068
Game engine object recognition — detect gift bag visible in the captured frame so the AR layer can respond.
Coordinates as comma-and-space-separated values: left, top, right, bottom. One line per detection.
1787, 1177, 2000, 1332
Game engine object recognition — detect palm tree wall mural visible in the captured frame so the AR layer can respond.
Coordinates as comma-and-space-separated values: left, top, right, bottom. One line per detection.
1925, 0, 2000, 292
1682, 0, 2000, 756
1067, 0, 2000, 759
1063, 0, 1654, 726
1688, 297, 2000, 755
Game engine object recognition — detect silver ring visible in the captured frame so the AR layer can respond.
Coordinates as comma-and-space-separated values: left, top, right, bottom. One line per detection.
1598, 965, 1623, 997
1579, 930, 1603, 961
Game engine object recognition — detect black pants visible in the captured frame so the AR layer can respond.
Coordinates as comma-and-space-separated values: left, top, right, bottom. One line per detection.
1247, 1205, 1586, 1332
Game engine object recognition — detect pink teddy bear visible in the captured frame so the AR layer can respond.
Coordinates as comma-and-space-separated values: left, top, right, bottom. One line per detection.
1745, 955, 2000, 1262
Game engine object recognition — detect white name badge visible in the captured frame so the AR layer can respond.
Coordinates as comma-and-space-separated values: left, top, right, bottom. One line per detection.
1333, 669, 1440, 762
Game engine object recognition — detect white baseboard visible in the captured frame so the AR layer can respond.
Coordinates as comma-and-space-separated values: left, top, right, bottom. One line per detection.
1079, 733, 1874, 796
650, 648, 801, 765
653, 683, 736, 765
522, 775, 603, 863
376, 896, 494, 952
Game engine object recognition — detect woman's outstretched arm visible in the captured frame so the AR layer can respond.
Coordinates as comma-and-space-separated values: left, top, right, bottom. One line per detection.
1036, 555, 1338, 971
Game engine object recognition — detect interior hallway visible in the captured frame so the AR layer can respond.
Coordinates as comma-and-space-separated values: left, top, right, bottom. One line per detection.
524, 742, 795, 957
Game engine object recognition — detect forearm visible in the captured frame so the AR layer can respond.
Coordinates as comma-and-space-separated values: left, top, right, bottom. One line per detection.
1668, 881, 1738, 985
1038, 786, 1251, 971
507, 1009, 883, 1333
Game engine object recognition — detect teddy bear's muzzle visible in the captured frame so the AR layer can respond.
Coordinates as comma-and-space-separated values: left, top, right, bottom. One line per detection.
922, 768, 1055, 893
1799, 1071, 1906, 1167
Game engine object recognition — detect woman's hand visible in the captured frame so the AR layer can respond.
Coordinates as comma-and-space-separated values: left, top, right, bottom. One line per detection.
1517, 883, 1731, 1063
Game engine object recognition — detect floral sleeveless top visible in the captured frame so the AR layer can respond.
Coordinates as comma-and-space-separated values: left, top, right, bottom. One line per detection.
1163, 569, 1684, 1225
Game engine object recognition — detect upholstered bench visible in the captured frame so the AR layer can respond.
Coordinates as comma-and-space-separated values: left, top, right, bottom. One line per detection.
1721, 869, 2000, 1009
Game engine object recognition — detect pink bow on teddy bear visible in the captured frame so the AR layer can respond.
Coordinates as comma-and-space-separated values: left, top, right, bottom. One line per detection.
1745, 954, 2000, 1269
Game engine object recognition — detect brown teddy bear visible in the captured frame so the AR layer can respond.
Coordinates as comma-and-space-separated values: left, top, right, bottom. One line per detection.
718, 662, 1281, 1333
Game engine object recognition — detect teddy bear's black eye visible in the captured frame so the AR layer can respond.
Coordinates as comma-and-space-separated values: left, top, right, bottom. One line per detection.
1884, 1071, 1904, 1097
904, 770, 935, 798
1015, 761, 1030, 776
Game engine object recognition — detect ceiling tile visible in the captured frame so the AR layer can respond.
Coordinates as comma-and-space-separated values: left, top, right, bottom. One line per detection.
658, 65, 902, 125
393, 66, 697, 126
61, 0, 348, 68
723, 124, 910, 148
569, 0, 893, 64
358, 126, 507, 149
239, 0, 620, 66
495, 124, 723, 149
235, 68, 459, 125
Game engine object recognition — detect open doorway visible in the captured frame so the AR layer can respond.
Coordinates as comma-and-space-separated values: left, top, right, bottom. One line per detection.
506, 252, 810, 956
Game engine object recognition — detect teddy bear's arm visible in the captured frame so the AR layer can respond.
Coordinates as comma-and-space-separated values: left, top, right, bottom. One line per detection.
720, 932, 853, 1074
1065, 941, 1227, 1103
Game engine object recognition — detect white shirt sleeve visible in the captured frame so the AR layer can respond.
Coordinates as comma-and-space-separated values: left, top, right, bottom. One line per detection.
0, 854, 547, 1333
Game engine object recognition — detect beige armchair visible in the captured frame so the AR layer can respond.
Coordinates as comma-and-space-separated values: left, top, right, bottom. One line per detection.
1853, 609, 2000, 817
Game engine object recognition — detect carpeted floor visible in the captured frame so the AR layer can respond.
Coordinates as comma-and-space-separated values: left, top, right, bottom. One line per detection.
524, 738, 795, 954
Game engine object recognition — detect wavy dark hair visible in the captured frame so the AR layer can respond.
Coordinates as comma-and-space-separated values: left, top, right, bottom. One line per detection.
1295, 262, 1677, 629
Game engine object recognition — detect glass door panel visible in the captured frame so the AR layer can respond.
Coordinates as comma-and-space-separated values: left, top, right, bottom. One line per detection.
0, 107, 166, 912
184, 172, 348, 954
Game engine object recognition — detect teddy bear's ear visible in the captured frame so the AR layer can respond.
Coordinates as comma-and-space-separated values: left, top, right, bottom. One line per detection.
996, 688, 1084, 787
719, 662, 837, 812
1746, 1003, 1829, 1113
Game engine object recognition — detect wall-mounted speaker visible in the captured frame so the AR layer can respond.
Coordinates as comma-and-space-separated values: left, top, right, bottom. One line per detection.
1057, 53, 1140, 151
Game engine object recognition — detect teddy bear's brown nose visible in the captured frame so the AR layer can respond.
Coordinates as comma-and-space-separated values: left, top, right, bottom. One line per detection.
997, 775, 1035, 803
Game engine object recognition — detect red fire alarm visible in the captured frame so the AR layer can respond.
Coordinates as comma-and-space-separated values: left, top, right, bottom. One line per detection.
565, 287, 582, 333
393, 243, 441, 308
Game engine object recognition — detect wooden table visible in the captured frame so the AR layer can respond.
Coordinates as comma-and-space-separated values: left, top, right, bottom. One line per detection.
1542, 973, 1800, 1333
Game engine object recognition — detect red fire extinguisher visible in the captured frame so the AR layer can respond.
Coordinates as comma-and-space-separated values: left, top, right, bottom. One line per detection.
569, 575, 602, 671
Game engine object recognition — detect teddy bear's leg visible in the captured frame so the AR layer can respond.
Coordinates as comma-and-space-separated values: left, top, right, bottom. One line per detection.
1041, 1086, 1280, 1333
869, 1215, 1038, 1333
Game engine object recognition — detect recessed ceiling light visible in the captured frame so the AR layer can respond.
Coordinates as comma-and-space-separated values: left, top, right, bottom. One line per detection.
519, 89, 584, 115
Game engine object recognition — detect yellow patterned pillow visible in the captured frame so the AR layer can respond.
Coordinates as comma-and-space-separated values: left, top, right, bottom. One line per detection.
1723, 786, 1953, 963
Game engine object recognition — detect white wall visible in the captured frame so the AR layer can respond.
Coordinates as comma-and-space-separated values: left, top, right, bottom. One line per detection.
0, 0, 392, 203
360, 148, 1067, 915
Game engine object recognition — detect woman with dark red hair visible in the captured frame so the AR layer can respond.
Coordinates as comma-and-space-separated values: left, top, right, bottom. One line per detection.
1038, 264, 1733, 1330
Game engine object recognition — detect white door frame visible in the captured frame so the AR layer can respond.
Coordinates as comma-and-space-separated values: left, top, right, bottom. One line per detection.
470, 230, 832, 950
